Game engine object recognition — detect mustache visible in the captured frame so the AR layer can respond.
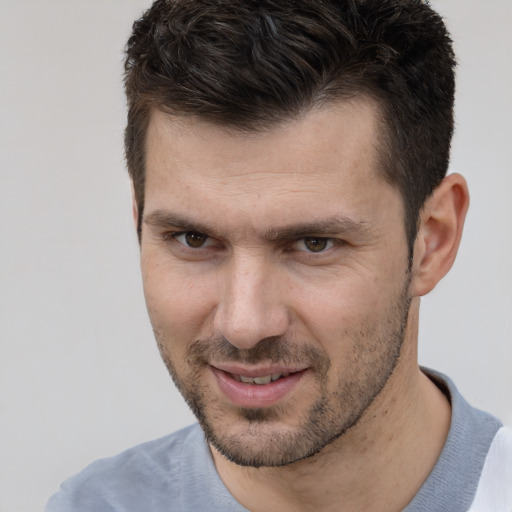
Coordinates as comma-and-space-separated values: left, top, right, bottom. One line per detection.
187, 335, 330, 370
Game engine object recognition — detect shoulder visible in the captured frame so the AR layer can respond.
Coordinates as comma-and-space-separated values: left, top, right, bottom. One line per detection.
45, 424, 205, 512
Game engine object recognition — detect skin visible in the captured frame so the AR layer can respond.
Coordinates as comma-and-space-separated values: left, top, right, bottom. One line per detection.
138, 98, 469, 511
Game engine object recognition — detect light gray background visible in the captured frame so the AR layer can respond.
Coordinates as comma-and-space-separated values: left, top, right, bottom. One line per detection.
1, 1, 511, 511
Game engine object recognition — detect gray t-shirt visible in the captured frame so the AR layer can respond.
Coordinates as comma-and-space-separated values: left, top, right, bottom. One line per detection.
45, 370, 502, 511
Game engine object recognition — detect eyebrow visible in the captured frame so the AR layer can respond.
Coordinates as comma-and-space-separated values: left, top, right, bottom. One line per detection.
143, 210, 370, 241
263, 217, 370, 241
145, 210, 216, 235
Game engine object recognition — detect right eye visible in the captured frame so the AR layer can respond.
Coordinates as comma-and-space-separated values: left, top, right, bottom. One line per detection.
172, 231, 213, 248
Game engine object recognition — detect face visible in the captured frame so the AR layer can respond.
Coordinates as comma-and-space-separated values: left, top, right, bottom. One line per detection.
140, 100, 413, 468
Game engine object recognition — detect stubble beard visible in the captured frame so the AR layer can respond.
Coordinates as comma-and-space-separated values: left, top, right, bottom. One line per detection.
154, 277, 412, 468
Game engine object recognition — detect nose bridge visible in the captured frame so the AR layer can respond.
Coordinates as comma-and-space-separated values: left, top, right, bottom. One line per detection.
214, 249, 289, 349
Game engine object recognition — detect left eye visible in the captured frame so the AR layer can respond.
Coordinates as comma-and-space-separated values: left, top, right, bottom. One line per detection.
173, 231, 212, 248
295, 237, 335, 253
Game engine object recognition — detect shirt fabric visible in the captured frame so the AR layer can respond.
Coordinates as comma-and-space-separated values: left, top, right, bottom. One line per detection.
45, 370, 509, 511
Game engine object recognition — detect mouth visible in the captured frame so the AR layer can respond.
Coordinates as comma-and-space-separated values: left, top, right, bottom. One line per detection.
209, 364, 308, 408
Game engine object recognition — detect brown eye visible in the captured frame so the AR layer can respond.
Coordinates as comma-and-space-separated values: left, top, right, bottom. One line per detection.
183, 231, 208, 248
302, 237, 330, 252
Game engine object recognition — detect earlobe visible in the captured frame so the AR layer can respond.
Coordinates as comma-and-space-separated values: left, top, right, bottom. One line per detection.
410, 173, 470, 297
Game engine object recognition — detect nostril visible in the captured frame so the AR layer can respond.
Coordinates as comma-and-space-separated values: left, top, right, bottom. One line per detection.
213, 301, 289, 350
213, 262, 289, 348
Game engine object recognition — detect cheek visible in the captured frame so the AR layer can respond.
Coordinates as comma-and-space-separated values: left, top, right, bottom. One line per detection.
296, 275, 382, 331
293, 275, 395, 369
141, 256, 218, 341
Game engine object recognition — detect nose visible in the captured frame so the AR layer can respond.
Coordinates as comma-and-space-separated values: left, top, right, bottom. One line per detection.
213, 253, 290, 350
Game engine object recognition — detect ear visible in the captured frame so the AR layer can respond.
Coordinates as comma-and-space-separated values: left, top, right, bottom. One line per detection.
130, 180, 139, 230
410, 173, 470, 297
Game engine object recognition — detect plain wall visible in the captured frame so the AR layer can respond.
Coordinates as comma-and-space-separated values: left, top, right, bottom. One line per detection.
1, 1, 511, 511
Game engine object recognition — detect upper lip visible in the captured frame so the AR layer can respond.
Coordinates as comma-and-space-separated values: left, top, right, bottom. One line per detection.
209, 362, 308, 378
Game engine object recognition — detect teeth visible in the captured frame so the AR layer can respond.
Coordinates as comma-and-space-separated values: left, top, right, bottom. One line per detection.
253, 375, 272, 385
235, 373, 286, 385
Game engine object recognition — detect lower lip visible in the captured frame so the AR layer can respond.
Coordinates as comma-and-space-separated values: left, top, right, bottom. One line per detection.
210, 367, 307, 408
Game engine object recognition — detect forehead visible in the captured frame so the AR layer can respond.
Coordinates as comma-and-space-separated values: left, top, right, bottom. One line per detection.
143, 98, 401, 234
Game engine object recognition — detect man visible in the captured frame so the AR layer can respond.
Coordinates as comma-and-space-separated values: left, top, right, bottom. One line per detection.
45, 0, 511, 510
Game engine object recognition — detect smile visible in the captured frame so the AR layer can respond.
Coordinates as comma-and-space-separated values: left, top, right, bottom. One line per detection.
210, 365, 307, 408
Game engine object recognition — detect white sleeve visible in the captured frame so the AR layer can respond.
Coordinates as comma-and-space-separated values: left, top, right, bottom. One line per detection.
468, 426, 512, 512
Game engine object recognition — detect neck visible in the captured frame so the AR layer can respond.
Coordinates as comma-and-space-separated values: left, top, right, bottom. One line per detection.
211, 302, 451, 512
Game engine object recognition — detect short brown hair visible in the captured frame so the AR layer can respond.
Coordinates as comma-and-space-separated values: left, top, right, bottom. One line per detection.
124, 0, 456, 252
